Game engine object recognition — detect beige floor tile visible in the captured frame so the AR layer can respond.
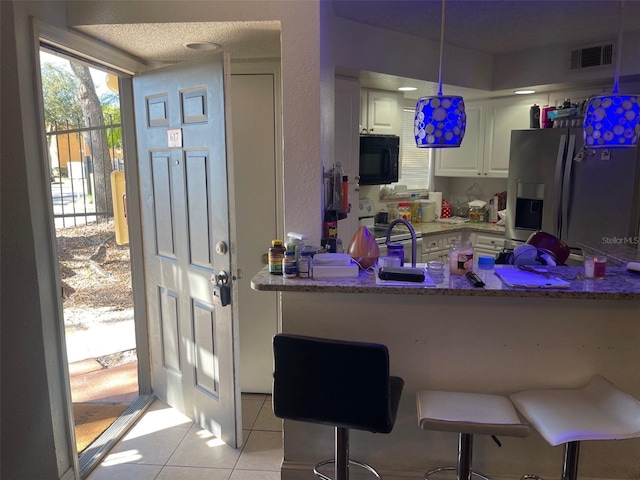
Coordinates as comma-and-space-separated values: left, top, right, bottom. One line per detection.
253, 401, 281, 432
242, 398, 264, 430
103, 425, 190, 465
129, 399, 194, 435
241, 393, 268, 401
230, 470, 281, 480
87, 462, 162, 480
235, 430, 283, 472
156, 465, 233, 479
167, 424, 242, 469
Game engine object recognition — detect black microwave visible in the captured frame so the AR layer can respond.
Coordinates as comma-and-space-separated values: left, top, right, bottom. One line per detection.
359, 135, 399, 185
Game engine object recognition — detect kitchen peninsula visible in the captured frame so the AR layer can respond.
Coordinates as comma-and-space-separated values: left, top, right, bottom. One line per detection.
251, 265, 640, 479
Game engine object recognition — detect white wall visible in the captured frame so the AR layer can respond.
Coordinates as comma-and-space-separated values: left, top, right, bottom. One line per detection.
493, 29, 640, 91
331, 15, 494, 91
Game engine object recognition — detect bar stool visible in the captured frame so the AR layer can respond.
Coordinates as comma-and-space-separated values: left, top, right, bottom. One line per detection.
510, 375, 640, 480
416, 390, 530, 480
272, 334, 404, 480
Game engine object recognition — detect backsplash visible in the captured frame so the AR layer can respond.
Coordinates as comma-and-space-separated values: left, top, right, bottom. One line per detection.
447, 178, 508, 206
359, 177, 507, 214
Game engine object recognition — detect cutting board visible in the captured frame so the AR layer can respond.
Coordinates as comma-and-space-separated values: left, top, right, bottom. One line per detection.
494, 267, 570, 289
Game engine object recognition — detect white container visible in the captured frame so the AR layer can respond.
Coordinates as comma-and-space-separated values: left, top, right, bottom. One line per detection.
421, 200, 436, 223
429, 192, 442, 219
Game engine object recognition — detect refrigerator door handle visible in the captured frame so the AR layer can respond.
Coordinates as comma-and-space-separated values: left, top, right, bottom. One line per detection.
561, 135, 576, 239
553, 134, 568, 236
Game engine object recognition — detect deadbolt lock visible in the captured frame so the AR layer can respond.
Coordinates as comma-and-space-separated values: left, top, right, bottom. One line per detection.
215, 241, 228, 255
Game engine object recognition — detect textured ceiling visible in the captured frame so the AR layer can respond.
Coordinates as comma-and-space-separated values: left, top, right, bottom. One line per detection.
75, 1, 640, 65
73, 1, 640, 96
75, 21, 281, 66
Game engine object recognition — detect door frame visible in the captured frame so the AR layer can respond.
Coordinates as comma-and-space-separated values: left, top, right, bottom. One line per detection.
35, 20, 153, 478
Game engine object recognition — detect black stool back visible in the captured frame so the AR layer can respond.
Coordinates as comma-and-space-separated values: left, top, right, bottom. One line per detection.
273, 333, 403, 433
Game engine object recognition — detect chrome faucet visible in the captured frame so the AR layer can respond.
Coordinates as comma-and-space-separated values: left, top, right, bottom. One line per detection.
385, 218, 417, 268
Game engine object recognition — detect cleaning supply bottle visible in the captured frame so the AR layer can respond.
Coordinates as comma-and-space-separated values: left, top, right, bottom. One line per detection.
410, 193, 422, 223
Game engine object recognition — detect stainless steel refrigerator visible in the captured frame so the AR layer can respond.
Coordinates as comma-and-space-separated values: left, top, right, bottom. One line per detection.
505, 128, 640, 257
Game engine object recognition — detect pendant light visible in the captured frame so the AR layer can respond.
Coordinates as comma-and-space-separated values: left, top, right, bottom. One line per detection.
583, 0, 639, 148
414, 0, 466, 148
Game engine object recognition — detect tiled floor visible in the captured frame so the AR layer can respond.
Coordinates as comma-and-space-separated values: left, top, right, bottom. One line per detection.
87, 393, 283, 480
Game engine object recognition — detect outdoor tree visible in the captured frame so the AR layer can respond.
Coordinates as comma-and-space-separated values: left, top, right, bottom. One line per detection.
40, 63, 84, 129
70, 62, 113, 217
40, 63, 83, 177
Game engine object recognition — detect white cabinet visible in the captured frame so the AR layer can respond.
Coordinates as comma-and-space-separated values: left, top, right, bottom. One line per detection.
469, 231, 505, 263
483, 94, 548, 177
435, 95, 545, 178
435, 102, 486, 177
335, 77, 361, 244
360, 89, 400, 136
421, 232, 462, 263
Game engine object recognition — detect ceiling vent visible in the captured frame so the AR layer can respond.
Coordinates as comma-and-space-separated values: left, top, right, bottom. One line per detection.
570, 42, 614, 71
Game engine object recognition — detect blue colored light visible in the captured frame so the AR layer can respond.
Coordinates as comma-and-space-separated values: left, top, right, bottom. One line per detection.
583, 94, 640, 148
414, 95, 466, 148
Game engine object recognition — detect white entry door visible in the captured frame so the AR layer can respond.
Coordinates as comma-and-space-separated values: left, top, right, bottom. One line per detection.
133, 53, 241, 447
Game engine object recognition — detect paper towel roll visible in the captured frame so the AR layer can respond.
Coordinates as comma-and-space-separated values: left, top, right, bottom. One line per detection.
429, 192, 442, 219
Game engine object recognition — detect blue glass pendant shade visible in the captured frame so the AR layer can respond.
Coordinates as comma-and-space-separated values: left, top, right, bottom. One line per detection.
583, 94, 640, 148
414, 95, 466, 148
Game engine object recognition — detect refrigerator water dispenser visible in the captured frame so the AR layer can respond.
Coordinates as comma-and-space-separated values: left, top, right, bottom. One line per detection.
515, 183, 545, 230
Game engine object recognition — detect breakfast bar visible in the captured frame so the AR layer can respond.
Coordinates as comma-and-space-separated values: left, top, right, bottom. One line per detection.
251, 266, 640, 480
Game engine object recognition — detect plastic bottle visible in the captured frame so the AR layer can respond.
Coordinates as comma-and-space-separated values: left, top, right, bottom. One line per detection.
283, 250, 297, 278
269, 240, 286, 275
342, 175, 349, 211
477, 255, 495, 283
298, 250, 312, 278
530, 104, 540, 128
286, 235, 300, 262
410, 194, 422, 223
387, 242, 404, 267
332, 161, 344, 210
398, 202, 412, 223
323, 210, 338, 238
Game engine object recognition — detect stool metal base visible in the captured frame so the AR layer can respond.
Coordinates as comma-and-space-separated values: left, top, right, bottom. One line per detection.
313, 426, 382, 480
425, 466, 491, 480
314, 459, 381, 480
424, 433, 492, 480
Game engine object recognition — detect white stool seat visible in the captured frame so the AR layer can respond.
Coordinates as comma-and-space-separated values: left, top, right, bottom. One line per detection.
417, 390, 530, 437
510, 375, 640, 447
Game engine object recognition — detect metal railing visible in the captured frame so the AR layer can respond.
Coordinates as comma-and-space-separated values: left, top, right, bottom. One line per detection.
47, 116, 123, 229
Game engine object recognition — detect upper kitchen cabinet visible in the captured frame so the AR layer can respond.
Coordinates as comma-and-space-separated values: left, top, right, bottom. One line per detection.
482, 94, 548, 177
360, 89, 401, 136
436, 95, 547, 178
435, 102, 486, 177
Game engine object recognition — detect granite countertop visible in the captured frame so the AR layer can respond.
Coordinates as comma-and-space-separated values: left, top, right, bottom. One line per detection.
578, 241, 640, 266
251, 264, 640, 300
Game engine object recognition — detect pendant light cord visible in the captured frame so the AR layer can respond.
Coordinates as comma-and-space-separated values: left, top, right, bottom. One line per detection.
437, 0, 446, 96
613, 0, 625, 94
